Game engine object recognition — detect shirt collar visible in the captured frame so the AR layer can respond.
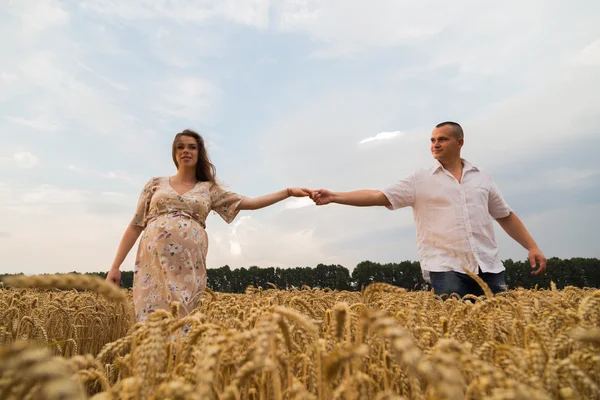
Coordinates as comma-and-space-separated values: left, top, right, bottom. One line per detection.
431, 158, 479, 174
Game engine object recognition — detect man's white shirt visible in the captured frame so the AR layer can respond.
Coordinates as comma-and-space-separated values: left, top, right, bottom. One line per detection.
380, 159, 512, 282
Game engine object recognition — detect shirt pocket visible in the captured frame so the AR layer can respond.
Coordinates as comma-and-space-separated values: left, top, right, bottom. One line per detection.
466, 182, 491, 222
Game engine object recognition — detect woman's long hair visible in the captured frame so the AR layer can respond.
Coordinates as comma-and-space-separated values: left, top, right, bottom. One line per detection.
172, 129, 217, 184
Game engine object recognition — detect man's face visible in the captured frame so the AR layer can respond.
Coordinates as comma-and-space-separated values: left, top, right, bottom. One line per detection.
430, 125, 463, 161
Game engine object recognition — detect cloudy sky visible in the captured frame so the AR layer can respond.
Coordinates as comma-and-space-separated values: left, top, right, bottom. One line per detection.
1, 1, 599, 275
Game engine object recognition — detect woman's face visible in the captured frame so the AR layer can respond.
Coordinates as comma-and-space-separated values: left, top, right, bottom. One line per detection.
175, 135, 199, 168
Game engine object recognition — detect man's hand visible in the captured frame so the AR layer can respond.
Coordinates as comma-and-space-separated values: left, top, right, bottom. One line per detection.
310, 189, 335, 205
106, 268, 121, 286
528, 247, 547, 276
496, 213, 547, 277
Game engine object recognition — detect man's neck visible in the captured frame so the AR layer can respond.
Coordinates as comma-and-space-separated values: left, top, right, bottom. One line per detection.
439, 158, 463, 174
440, 158, 463, 181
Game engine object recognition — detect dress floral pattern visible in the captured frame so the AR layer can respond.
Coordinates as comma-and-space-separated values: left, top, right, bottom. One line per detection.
130, 177, 244, 322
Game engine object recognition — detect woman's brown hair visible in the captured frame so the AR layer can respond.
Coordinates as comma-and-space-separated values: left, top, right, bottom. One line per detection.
172, 129, 217, 184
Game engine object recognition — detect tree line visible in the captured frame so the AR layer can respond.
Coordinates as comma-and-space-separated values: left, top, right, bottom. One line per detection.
1, 257, 598, 292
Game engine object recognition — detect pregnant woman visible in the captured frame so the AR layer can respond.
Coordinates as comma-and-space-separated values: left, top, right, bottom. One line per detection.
106, 129, 311, 322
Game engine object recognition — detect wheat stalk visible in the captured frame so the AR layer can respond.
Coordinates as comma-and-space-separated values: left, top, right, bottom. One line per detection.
3, 274, 127, 302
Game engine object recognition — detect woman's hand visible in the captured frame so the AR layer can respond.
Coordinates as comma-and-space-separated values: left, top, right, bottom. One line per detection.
106, 267, 121, 286
287, 188, 313, 197
239, 188, 314, 210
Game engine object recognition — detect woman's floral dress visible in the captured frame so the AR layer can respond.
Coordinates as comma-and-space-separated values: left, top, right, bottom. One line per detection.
130, 177, 244, 322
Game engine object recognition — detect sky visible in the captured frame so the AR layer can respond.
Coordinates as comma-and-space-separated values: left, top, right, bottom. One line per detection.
1, 0, 599, 276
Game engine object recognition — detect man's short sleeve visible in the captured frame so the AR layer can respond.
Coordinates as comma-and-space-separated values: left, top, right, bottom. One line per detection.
380, 172, 416, 210
488, 177, 512, 219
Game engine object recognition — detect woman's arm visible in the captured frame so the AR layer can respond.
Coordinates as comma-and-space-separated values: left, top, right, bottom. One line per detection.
106, 224, 143, 285
237, 188, 311, 211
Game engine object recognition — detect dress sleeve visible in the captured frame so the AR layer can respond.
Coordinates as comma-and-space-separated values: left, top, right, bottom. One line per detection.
130, 177, 159, 229
209, 183, 245, 224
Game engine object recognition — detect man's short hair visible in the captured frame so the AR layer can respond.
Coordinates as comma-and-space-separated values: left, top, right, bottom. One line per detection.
435, 121, 464, 140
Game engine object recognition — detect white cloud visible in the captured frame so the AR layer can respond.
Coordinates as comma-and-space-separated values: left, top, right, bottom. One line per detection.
76, 61, 130, 92
273, 1, 600, 87
75, 1, 271, 69
65, 164, 139, 184
205, 208, 332, 270
157, 77, 218, 122
230, 216, 251, 236
359, 131, 402, 145
0, 204, 139, 274
67, 164, 85, 174
230, 241, 242, 256
545, 168, 599, 188
101, 192, 130, 204
1, 71, 17, 82
224, 216, 251, 257
65, 164, 143, 186
80, 0, 270, 29
462, 69, 600, 165
0, 72, 18, 101
101, 171, 133, 183
22, 185, 90, 205
13, 152, 39, 168
0, 182, 11, 198
573, 38, 600, 67
2, 39, 145, 140
6, 116, 60, 132
495, 203, 600, 260
274, 0, 449, 57
7, 0, 69, 37
284, 197, 314, 210
155, 27, 170, 39
257, 88, 428, 194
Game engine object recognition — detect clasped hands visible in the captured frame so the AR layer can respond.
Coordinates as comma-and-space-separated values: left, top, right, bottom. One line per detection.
288, 188, 332, 206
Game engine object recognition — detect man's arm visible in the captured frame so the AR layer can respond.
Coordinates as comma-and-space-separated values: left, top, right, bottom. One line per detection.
312, 189, 391, 207
496, 212, 547, 275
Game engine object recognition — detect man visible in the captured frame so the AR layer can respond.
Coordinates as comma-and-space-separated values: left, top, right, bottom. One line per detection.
310, 121, 546, 298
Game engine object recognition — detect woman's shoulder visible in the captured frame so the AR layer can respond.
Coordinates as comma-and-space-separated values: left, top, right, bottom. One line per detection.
201, 180, 222, 190
140, 176, 167, 190
146, 176, 168, 183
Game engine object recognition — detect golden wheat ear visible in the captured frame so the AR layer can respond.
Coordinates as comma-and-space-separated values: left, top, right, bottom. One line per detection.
3, 273, 128, 302
461, 266, 494, 299
0, 341, 87, 399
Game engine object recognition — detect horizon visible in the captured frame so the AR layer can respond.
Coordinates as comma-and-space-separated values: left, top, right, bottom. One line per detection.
1, 255, 598, 277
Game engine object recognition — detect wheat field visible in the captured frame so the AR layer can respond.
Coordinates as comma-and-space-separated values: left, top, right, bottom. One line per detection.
0, 274, 599, 400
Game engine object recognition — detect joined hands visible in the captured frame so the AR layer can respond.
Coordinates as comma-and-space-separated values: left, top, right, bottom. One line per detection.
309, 189, 334, 205
288, 188, 334, 205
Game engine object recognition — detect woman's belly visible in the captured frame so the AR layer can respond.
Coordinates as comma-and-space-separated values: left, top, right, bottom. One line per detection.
141, 213, 209, 263
136, 213, 209, 298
